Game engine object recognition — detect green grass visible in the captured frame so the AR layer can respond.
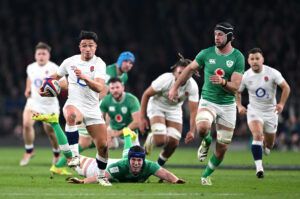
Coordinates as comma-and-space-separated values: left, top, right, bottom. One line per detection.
0, 147, 300, 199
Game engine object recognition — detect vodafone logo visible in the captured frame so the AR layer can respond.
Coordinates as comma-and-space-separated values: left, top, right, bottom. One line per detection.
215, 68, 225, 77
115, 114, 123, 122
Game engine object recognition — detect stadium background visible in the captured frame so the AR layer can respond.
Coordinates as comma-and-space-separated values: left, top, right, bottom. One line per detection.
0, 0, 299, 150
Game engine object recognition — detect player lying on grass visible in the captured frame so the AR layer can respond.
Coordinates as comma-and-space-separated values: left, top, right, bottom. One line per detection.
66, 128, 185, 184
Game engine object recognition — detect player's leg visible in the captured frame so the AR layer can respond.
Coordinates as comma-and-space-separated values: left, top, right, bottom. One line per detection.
157, 120, 182, 166
121, 127, 137, 158
31, 112, 73, 161
43, 123, 60, 165
63, 105, 83, 167
196, 106, 215, 162
201, 103, 235, 185
20, 108, 35, 166
87, 122, 111, 186
248, 120, 264, 178
145, 116, 167, 155
263, 113, 279, 155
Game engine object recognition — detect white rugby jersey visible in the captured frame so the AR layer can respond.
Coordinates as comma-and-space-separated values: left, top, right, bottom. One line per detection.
57, 55, 106, 109
239, 65, 284, 111
149, 73, 199, 110
26, 61, 59, 104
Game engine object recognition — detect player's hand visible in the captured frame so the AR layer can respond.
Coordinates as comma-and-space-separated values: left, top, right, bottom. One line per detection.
66, 177, 84, 184
275, 103, 284, 114
139, 116, 149, 134
237, 105, 247, 115
74, 68, 88, 80
209, 75, 223, 85
39, 87, 52, 97
184, 131, 195, 144
175, 178, 186, 184
24, 89, 31, 98
168, 86, 179, 102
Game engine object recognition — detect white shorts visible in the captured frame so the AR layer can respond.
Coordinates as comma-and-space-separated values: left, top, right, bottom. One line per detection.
247, 105, 278, 133
25, 98, 59, 114
198, 99, 236, 128
147, 101, 182, 124
64, 100, 105, 126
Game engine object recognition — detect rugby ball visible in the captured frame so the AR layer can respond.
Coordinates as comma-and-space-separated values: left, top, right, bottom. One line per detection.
41, 78, 61, 97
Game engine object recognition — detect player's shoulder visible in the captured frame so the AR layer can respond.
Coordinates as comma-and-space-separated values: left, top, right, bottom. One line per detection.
94, 56, 106, 65
27, 62, 37, 69
125, 92, 139, 101
47, 61, 59, 68
157, 72, 173, 80
61, 54, 80, 64
263, 65, 280, 74
102, 93, 113, 102
232, 48, 245, 58
106, 63, 116, 69
187, 77, 199, 89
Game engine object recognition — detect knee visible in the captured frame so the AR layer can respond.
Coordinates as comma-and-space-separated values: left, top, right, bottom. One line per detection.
196, 122, 210, 135
65, 112, 77, 124
253, 132, 263, 141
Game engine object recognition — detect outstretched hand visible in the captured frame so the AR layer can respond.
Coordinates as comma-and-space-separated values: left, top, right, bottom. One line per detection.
175, 178, 186, 184
184, 131, 195, 144
66, 177, 84, 184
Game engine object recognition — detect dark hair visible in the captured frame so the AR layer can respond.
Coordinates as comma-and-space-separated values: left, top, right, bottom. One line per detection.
108, 77, 122, 84
35, 42, 51, 52
78, 30, 98, 42
248, 48, 263, 56
170, 53, 192, 70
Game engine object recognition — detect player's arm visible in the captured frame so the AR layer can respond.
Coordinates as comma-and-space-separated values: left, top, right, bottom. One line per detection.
276, 80, 290, 114
236, 92, 247, 115
24, 78, 31, 98
128, 111, 140, 130
210, 72, 243, 94
139, 87, 157, 133
78, 72, 106, 93
154, 168, 185, 184
187, 101, 198, 137
169, 60, 199, 100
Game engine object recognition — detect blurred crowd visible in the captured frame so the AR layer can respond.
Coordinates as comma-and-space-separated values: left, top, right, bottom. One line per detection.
0, 0, 299, 150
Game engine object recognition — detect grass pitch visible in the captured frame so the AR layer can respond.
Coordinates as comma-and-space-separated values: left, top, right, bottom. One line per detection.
0, 146, 299, 199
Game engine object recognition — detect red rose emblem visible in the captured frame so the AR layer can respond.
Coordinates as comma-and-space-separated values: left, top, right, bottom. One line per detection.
90, 66, 94, 72
264, 76, 269, 82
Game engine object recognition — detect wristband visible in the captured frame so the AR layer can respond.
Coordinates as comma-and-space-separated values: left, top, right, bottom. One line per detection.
222, 79, 227, 87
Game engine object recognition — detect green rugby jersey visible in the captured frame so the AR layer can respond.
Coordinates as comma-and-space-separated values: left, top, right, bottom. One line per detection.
195, 46, 245, 104
106, 158, 160, 182
100, 92, 140, 130
106, 63, 128, 84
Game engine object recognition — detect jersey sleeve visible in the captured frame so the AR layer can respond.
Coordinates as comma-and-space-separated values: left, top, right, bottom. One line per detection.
94, 58, 107, 80
272, 68, 285, 85
146, 160, 161, 174
129, 94, 140, 113
188, 79, 199, 102
234, 52, 245, 74
238, 74, 246, 92
195, 50, 205, 69
151, 73, 171, 92
57, 59, 69, 77
26, 64, 31, 77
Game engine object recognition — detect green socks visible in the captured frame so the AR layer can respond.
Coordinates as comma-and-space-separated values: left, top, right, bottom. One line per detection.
203, 131, 212, 146
202, 153, 222, 178
50, 123, 72, 159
